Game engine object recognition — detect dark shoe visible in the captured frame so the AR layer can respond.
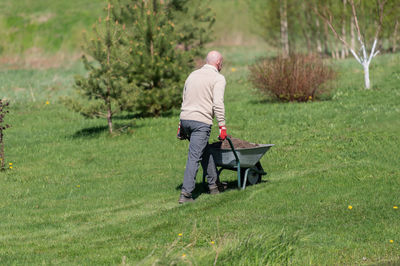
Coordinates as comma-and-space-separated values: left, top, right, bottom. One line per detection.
178, 192, 194, 204
216, 181, 228, 191
208, 185, 220, 195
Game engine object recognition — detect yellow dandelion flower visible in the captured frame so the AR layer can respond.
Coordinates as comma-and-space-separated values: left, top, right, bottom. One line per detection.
178, 233, 182, 236
182, 254, 186, 258
211, 241, 215, 244
389, 240, 394, 243
9, 163, 12, 166
231, 67, 236, 72
76, 185, 80, 188
393, 206, 398, 209
45, 101, 50, 105
348, 205, 353, 210
9, 166, 13, 169
308, 96, 313, 100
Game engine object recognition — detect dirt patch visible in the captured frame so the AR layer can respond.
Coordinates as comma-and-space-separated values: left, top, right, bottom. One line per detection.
210, 137, 259, 149
30, 12, 55, 24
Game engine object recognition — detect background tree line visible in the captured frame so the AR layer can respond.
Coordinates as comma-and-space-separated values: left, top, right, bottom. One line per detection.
249, 0, 400, 58
67, 0, 400, 132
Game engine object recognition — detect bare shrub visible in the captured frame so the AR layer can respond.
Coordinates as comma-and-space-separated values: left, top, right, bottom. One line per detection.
249, 54, 336, 102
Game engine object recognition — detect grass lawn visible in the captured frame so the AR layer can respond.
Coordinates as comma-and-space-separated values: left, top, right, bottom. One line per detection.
0, 50, 400, 264
0, 0, 262, 55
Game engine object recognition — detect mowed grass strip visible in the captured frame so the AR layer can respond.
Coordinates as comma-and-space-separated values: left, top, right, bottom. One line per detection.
0, 53, 400, 264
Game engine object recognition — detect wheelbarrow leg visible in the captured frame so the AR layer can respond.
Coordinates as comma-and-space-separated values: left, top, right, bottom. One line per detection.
242, 168, 251, 190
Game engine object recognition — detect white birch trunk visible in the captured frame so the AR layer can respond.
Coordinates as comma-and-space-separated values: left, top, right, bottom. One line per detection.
280, 0, 289, 58
348, 39, 378, 89
363, 63, 370, 89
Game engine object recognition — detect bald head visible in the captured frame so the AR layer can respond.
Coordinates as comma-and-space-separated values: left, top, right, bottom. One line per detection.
206, 50, 223, 72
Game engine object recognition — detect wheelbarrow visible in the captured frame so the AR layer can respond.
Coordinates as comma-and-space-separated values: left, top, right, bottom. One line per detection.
205, 137, 274, 190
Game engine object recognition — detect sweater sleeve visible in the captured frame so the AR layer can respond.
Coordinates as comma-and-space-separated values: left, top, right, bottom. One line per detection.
213, 75, 226, 126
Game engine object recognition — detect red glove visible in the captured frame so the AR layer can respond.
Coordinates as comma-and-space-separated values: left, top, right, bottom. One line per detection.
177, 122, 182, 139
218, 125, 227, 140
177, 122, 187, 140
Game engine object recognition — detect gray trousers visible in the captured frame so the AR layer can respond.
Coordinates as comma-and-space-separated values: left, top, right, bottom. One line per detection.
180, 120, 218, 194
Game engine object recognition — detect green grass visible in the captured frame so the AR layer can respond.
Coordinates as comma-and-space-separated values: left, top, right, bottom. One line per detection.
1, 51, 400, 264
0, 0, 104, 54
0, 0, 263, 55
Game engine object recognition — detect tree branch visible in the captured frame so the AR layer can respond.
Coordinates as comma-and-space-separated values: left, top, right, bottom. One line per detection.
312, 4, 362, 64
374, 0, 387, 40
349, 0, 363, 45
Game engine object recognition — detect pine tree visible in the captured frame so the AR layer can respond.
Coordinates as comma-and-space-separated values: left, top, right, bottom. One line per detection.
113, 0, 214, 116
65, 2, 134, 134
66, 0, 214, 132
167, 0, 215, 54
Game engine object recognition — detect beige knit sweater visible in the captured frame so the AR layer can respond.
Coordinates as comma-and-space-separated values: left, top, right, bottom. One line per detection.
180, 64, 226, 126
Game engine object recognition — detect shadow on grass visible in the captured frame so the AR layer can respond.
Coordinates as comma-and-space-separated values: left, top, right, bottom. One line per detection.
175, 179, 269, 199
112, 109, 177, 120
72, 122, 142, 138
248, 94, 334, 105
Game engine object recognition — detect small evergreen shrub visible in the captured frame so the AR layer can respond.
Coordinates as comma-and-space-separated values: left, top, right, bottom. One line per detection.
249, 54, 336, 102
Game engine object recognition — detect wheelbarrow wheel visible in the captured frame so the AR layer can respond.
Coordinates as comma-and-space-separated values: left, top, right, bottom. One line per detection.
247, 168, 261, 185
240, 167, 261, 186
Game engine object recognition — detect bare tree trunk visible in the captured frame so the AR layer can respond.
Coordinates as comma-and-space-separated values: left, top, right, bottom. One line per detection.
106, 103, 113, 134
350, 15, 356, 51
341, 0, 348, 59
323, 21, 330, 55
363, 64, 370, 89
393, 20, 399, 53
315, 17, 323, 53
0, 131, 4, 170
302, 2, 312, 53
106, 2, 113, 134
302, 28, 312, 53
280, 0, 289, 58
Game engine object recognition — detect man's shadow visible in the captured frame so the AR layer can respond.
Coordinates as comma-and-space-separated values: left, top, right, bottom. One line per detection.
175, 179, 268, 199
175, 180, 236, 199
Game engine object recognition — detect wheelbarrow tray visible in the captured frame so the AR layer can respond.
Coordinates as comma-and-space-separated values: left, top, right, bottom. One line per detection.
209, 144, 274, 168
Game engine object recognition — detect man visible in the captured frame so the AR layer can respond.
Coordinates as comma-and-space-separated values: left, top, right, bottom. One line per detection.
177, 50, 228, 204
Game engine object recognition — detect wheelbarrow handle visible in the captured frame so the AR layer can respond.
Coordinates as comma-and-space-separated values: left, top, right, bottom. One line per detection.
225, 137, 242, 189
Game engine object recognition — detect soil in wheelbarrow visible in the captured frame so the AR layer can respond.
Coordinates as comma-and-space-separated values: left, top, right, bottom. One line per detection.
209, 137, 260, 149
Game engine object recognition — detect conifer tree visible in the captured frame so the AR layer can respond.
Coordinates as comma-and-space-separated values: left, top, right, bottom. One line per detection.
67, 2, 133, 134
167, 0, 215, 54
67, 0, 214, 132
113, 0, 214, 116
